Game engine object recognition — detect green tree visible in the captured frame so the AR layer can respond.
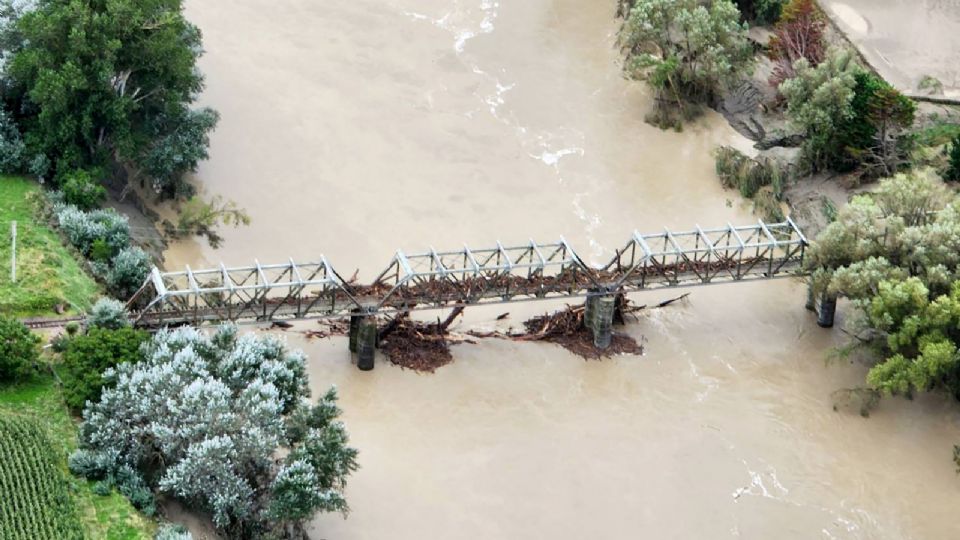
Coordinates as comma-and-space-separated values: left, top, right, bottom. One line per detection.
780, 46, 859, 171
8, 0, 216, 196
0, 315, 40, 382
72, 326, 358, 538
59, 326, 147, 411
61, 169, 107, 210
621, 0, 753, 127
807, 173, 960, 400
86, 298, 130, 330
836, 72, 915, 175
946, 134, 960, 182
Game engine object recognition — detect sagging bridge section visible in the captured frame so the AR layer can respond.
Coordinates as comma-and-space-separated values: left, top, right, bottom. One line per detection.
126, 219, 811, 368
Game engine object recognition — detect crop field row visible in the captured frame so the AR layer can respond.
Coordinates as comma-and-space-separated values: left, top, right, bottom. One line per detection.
0, 414, 83, 540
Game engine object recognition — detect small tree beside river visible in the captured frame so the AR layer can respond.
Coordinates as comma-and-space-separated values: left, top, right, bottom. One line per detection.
620, 0, 753, 129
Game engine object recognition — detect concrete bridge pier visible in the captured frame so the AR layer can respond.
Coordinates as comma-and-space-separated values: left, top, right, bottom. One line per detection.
816, 293, 837, 328
348, 309, 362, 352
355, 316, 378, 371
806, 282, 837, 328
584, 290, 615, 349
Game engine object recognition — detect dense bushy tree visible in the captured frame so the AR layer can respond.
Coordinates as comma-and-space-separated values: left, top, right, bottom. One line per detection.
734, 0, 784, 24
946, 134, 960, 182
0, 106, 24, 172
71, 326, 358, 538
0, 315, 40, 382
86, 298, 130, 330
106, 246, 151, 298
621, 0, 753, 127
780, 47, 859, 170
55, 203, 130, 257
61, 169, 107, 210
807, 172, 960, 398
836, 72, 915, 175
7, 0, 217, 196
60, 326, 147, 411
768, 0, 826, 88
781, 48, 915, 174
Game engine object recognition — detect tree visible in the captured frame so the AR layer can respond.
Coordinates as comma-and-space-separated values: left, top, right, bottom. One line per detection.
835, 72, 915, 175
0, 106, 25, 173
61, 169, 107, 210
86, 298, 130, 330
946, 134, 960, 182
59, 327, 147, 411
734, 0, 784, 24
7, 0, 216, 196
768, 0, 826, 88
621, 0, 753, 127
107, 246, 151, 299
780, 47, 859, 171
163, 195, 251, 249
72, 326, 358, 538
807, 173, 960, 399
0, 315, 40, 382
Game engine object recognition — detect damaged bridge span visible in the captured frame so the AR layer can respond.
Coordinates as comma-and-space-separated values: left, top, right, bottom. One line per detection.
126, 219, 815, 369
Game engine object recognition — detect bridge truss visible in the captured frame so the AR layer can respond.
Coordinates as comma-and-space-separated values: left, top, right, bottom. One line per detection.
127, 219, 808, 326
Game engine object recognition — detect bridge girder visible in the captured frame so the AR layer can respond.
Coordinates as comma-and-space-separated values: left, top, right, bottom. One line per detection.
126, 219, 808, 327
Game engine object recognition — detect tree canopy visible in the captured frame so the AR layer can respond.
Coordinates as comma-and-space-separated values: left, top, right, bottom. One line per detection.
6, 0, 216, 196
621, 0, 753, 127
71, 326, 359, 538
807, 172, 960, 398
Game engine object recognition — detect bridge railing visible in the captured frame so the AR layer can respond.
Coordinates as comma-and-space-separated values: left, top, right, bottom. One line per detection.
127, 219, 808, 325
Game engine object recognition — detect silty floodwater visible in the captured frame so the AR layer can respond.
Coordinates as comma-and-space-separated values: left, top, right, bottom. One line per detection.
172, 0, 960, 538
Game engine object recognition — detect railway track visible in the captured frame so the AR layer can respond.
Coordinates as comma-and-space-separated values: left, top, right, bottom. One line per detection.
20, 316, 86, 330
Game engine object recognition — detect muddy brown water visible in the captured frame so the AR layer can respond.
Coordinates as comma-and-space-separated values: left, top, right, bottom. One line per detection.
173, 0, 960, 538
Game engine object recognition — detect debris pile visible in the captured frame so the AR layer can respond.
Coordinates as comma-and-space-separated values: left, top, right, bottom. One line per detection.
377, 307, 465, 373
513, 303, 645, 359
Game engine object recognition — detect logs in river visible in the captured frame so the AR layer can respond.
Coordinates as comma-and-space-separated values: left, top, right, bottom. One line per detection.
160, 0, 960, 538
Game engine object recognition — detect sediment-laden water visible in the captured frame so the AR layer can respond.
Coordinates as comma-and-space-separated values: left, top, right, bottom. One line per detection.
175, 1, 960, 538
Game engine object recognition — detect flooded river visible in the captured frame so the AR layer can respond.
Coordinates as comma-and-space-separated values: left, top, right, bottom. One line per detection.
176, 0, 960, 538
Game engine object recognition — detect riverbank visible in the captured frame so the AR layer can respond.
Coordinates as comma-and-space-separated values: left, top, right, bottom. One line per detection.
0, 176, 100, 317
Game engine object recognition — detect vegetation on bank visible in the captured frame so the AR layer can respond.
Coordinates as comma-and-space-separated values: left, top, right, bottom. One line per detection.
1, 0, 249, 292
619, 0, 754, 129
0, 176, 99, 316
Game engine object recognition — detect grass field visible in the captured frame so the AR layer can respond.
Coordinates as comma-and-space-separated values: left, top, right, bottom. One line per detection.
0, 377, 155, 540
0, 176, 100, 317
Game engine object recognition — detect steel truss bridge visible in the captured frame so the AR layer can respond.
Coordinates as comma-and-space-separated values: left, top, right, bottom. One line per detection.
126, 218, 809, 327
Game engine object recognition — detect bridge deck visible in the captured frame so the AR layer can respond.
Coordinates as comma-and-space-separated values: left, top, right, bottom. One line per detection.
127, 219, 807, 326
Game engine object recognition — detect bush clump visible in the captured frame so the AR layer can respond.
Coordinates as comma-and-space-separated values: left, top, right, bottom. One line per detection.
61, 169, 107, 211
72, 326, 359, 538
107, 247, 151, 299
60, 326, 148, 411
86, 298, 130, 330
714, 146, 784, 199
0, 316, 41, 383
55, 203, 130, 257
946, 134, 960, 182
